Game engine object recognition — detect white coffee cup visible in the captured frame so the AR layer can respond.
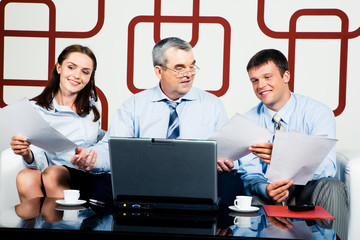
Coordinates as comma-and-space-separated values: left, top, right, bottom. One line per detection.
64, 189, 80, 203
233, 216, 251, 228
234, 195, 252, 209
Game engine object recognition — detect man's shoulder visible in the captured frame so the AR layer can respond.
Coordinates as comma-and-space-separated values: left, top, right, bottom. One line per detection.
244, 102, 264, 118
190, 87, 222, 102
293, 93, 333, 115
123, 86, 157, 103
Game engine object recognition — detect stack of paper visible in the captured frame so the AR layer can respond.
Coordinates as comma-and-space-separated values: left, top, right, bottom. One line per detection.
209, 113, 273, 161
209, 113, 337, 185
2, 98, 77, 152
265, 131, 337, 185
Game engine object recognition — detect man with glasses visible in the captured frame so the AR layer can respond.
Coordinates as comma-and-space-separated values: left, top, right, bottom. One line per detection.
74, 37, 234, 173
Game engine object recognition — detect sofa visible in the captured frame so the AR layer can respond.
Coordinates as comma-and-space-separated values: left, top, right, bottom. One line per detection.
0, 147, 359, 239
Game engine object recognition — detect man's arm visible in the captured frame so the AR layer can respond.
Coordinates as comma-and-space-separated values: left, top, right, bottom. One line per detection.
238, 153, 270, 199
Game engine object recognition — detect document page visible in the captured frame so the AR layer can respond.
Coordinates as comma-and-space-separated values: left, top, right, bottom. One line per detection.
209, 113, 273, 161
265, 130, 337, 185
2, 98, 78, 152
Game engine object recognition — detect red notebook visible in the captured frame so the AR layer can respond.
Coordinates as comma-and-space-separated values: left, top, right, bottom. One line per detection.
263, 205, 335, 220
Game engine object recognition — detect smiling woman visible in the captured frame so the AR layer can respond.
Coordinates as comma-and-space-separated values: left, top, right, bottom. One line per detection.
9, 44, 110, 203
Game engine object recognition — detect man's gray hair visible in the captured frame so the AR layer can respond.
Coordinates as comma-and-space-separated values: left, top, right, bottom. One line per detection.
152, 37, 192, 67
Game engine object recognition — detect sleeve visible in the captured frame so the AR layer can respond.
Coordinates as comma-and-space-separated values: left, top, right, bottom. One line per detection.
91, 97, 136, 173
237, 153, 270, 199
24, 145, 48, 171
236, 106, 270, 199
214, 98, 229, 130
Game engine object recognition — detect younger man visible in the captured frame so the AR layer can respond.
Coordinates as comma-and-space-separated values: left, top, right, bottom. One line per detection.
238, 49, 348, 238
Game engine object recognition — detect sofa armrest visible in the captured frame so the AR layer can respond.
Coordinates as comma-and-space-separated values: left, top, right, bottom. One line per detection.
336, 149, 360, 240
0, 148, 24, 210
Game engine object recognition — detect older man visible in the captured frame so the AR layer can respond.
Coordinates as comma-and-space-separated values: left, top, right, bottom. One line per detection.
74, 37, 233, 172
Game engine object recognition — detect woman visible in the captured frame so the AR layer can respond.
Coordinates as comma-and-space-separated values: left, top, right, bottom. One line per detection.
10, 44, 109, 202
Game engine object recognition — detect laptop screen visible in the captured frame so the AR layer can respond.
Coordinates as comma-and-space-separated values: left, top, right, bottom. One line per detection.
109, 137, 218, 208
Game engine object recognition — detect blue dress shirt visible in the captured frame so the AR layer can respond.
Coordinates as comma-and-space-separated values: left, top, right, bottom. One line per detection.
237, 92, 336, 199
94, 84, 229, 172
27, 99, 103, 172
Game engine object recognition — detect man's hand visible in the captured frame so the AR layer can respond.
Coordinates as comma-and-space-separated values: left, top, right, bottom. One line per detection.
216, 226, 232, 236
71, 147, 97, 171
10, 136, 33, 163
249, 142, 273, 164
266, 179, 293, 203
266, 216, 293, 230
217, 159, 234, 172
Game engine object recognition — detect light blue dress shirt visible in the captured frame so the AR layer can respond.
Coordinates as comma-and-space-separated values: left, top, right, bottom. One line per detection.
237, 92, 336, 199
27, 99, 102, 172
94, 84, 229, 172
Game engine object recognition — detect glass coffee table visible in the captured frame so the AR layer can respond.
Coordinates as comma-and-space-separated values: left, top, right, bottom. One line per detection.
0, 197, 343, 239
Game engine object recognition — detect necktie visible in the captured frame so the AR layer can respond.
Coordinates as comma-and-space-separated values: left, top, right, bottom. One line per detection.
273, 114, 284, 131
273, 113, 288, 206
165, 100, 180, 139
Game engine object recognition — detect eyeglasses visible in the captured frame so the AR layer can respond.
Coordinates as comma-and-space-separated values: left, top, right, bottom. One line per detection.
161, 65, 200, 77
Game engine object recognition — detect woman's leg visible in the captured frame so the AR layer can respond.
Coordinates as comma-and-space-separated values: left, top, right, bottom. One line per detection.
16, 168, 44, 202
42, 165, 71, 198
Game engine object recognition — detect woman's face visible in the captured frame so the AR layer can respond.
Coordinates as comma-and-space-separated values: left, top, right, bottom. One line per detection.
56, 52, 94, 96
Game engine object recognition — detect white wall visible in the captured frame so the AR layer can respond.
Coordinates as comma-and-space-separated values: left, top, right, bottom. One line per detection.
1, 0, 360, 153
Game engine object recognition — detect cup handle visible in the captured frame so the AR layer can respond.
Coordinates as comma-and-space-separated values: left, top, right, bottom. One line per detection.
233, 217, 239, 225
234, 199, 238, 207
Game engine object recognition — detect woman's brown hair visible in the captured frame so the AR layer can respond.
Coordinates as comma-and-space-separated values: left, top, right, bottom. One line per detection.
32, 44, 100, 121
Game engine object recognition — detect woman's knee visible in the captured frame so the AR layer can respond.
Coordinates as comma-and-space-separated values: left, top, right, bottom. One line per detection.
16, 168, 42, 190
42, 165, 70, 188
16, 168, 43, 201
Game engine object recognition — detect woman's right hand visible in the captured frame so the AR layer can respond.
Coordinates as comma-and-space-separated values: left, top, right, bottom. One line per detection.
10, 136, 33, 163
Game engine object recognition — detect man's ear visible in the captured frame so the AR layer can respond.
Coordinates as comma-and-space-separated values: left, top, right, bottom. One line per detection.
283, 70, 291, 84
154, 65, 162, 80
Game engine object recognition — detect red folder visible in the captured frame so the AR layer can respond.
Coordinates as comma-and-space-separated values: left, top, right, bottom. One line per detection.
263, 205, 335, 220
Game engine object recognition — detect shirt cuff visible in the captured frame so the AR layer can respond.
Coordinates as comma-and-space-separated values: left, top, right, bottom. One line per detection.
258, 182, 270, 200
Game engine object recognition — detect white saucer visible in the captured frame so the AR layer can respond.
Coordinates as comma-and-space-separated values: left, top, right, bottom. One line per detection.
56, 199, 86, 206
228, 205, 259, 213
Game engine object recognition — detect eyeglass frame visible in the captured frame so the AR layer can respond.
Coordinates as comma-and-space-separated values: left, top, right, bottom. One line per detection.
159, 64, 200, 77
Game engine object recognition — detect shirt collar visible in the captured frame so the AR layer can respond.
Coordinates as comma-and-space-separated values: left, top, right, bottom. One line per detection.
263, 92, 295, 125
152, 83, 197, 103
52, 97, 76, 113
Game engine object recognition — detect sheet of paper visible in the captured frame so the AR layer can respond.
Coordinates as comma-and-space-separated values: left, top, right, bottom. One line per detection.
2, 98, 78, 152
265, 130, 337, 185
209, 113, 273, 161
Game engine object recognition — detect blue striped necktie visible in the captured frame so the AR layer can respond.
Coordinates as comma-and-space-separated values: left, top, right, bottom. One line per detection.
165, 100, 180, 139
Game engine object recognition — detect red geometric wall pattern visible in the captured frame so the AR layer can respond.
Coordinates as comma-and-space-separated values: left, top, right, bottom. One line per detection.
1, 0, 360, 133
257, 0, 360, 116
0, 0, 108, 129
127, 0, 231, 98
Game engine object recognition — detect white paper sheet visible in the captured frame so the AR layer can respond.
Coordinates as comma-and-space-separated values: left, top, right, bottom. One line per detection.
265, 130, 337, 185
2, 98, 78, 152
209, 113, 273, 161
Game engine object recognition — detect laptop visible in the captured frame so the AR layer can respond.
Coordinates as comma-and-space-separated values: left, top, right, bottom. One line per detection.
109, 137, 218, 211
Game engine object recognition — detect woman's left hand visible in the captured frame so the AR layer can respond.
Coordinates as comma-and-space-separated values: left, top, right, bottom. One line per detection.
71, 147, 97, 171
